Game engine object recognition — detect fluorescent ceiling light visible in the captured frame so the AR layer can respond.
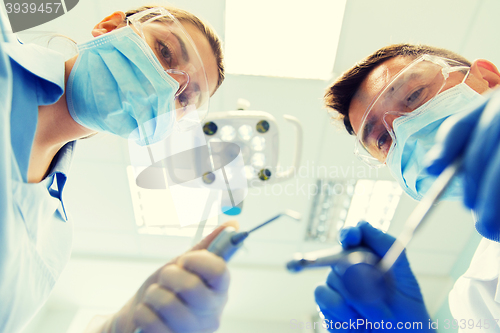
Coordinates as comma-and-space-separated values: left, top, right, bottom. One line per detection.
224, 0, 347, 79
306, 179, 402, 242
126, 167, 219, 237
344, 180, 403, 232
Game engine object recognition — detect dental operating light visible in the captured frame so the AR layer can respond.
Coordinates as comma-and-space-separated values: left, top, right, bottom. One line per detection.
202, 110, 303, 186
199, 110, 303, 215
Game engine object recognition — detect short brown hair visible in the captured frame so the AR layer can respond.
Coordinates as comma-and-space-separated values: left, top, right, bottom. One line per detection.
125, 5, 225, 94
324, 43, 471, 135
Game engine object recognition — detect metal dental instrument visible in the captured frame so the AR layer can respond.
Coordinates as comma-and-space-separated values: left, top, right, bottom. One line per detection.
134, 209, 302, 333
286, 159, 461, 273
286, 244, 385, 302
208, 209, 302, 261
379, 159, 461, 272
287, 246, 377, 273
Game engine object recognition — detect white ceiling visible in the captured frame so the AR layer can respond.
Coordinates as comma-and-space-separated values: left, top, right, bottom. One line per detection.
333, 0, 500, 76
17, 0, 499, 331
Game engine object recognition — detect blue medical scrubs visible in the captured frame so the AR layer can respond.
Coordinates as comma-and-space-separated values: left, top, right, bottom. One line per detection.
0, 12, 75, 333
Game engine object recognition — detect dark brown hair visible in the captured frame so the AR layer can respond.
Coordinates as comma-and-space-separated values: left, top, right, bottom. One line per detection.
324, 43, 471, 134
125, 5, 225, 94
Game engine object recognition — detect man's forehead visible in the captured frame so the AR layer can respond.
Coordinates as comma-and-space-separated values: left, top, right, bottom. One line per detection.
349, 56, 413, 133
355, 56, 412, 103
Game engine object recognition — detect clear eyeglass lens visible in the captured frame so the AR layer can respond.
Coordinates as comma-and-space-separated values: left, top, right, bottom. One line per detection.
128, 7, 210, 128
355, 56, 469, 166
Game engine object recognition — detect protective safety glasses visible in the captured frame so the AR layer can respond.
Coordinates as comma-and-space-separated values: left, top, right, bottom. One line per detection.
354, 54, 470, 167
127, 7, 210, 130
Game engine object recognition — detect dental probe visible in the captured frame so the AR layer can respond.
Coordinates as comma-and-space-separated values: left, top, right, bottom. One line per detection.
208, 209, 302, 261
378, 159, 461, 272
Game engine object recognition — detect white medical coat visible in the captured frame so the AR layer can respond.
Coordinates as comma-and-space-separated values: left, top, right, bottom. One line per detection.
449, 238, 500, 332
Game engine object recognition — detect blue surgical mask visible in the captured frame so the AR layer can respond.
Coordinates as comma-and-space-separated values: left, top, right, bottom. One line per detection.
66, 26, 180, 146
386, 83, 486, 201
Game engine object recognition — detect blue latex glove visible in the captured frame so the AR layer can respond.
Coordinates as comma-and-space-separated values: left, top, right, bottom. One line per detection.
425, 90, 500, 241
314, 222, 433, 332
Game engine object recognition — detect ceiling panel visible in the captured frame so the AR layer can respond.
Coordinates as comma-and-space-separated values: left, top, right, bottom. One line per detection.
332, 0, 489, 77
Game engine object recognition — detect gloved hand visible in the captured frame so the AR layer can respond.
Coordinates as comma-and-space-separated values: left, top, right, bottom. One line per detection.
101, 220, 239, 333
425, 90, 500, 241
314, 222, 433, 332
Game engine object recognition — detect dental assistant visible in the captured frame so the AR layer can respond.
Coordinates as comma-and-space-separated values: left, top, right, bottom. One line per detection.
0, 5, 236, 333
316, 43, 500, 331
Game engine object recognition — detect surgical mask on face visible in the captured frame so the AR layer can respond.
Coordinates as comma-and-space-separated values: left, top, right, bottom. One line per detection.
385, 83, 486, 201
66, 26, 180, 146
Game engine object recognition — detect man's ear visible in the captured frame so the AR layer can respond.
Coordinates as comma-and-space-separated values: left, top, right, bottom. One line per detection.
92, 11, 127, 37
470, 59, 500, 89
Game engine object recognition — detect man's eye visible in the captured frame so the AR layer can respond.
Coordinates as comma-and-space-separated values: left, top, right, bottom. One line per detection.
377, 131, 391, 150
406, 88, 424, 108
177, 92, 189, 108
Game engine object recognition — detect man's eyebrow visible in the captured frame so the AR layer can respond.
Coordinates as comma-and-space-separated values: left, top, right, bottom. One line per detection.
172, 32, 189, 62
387, 71, 421, 96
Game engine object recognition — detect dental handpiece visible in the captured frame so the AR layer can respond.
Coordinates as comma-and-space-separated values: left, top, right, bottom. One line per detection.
208, 209, 302, 261
286, 246, 377, 272
287, 246, 386, 302
134, 210, 302, 333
